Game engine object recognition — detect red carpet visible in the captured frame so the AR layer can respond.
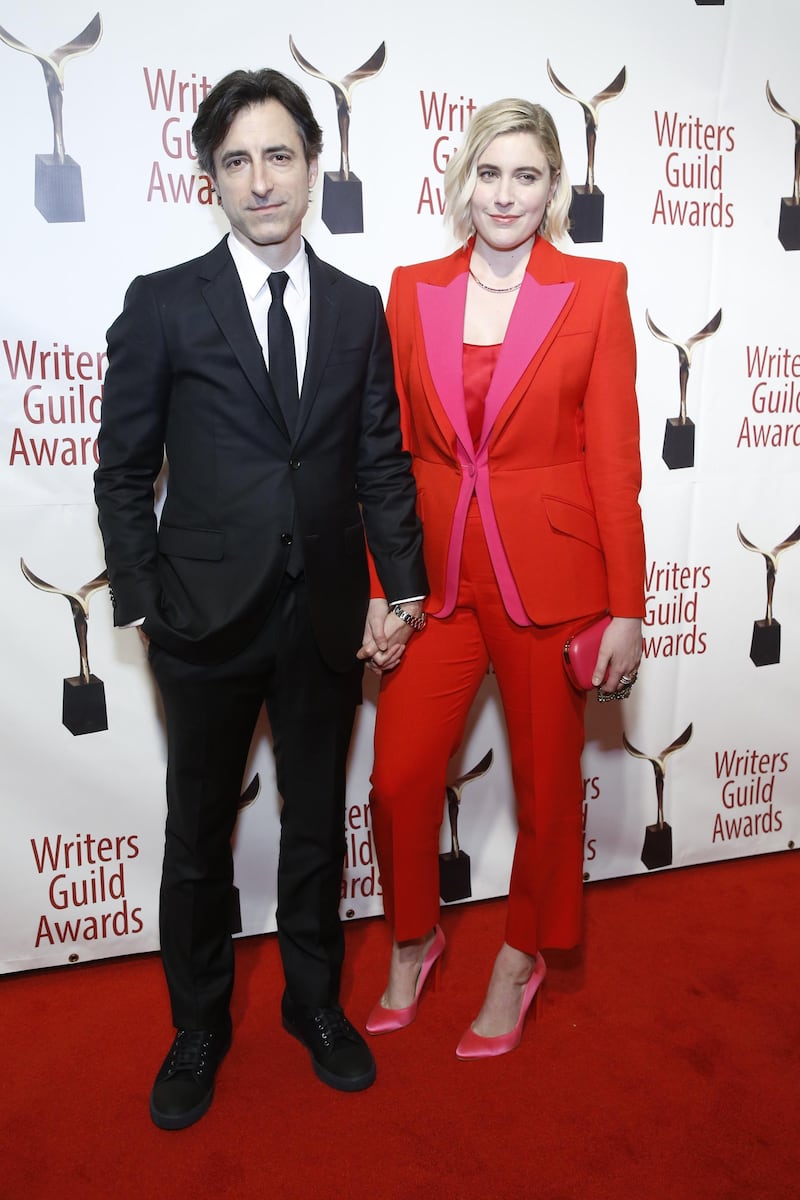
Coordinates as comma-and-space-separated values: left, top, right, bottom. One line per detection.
4, 851, 798, 1200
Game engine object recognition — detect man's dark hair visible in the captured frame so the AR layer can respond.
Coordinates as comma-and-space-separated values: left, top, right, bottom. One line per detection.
193, 68, 323, 176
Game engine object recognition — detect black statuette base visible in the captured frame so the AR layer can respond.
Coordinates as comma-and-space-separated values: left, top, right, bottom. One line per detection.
641, 822, 673, 870
63, 675, 107, 735
663, 417, 695, 469
439, 850, 472, 902
230, 886, 243, 935
322, 173, 364, 234
35, 155, 85, 223
750, 619, 781, 667
778, 198, 800, 251
569, 186, 605, 243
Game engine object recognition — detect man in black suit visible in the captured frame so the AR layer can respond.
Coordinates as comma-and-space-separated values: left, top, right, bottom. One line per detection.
94, 68, 427, 1131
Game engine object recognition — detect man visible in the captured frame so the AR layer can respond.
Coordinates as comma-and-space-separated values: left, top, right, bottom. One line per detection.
94, 68, 427, 1131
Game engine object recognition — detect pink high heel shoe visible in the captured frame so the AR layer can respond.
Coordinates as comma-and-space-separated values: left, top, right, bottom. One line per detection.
365, 925, 445, 1034
455, 952, 546, 1059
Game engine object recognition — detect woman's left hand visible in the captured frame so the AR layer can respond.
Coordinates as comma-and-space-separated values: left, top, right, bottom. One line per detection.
592, 616, 643, 693
358, 598, 416, 675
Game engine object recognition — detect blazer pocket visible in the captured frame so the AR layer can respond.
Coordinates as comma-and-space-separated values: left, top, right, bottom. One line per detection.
542, 495, 602, 551
157, 524, 224, 560
555, 327, 594, 339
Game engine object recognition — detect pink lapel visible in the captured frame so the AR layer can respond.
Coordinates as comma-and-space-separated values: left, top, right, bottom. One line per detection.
413, 238, 580, 623
477, 272, 575, 450
416, 272, 472, 455
416, 240, 577, 456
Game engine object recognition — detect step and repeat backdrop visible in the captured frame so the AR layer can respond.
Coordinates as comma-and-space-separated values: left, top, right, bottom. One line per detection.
2, 0, 797, 971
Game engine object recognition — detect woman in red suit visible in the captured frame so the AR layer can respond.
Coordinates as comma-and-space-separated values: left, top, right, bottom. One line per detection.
361, 99, 645, 1057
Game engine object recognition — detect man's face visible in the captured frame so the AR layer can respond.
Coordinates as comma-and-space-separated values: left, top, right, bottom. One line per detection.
212, 99, 318, 266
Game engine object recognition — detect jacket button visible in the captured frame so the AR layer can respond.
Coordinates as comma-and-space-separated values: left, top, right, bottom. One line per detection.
289, 458, 301, 470
280, 532, 293, 546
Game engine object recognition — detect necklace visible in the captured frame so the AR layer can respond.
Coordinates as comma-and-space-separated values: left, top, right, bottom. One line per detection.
468, 267, 523, 294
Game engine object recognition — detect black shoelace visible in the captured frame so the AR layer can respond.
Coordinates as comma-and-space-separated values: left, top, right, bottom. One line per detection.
168, 1029, 211, 1075
313, 1007, 357, 1047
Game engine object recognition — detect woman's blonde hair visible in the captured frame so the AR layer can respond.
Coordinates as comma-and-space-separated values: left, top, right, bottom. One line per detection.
444, 98, 571, 244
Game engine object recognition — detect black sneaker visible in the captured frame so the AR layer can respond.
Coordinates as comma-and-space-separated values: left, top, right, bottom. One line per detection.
149, 1020, 232, 1130
281, 994, 376, 1092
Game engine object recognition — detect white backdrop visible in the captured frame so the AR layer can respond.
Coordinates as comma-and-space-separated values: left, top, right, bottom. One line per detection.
2, 0, 798, 972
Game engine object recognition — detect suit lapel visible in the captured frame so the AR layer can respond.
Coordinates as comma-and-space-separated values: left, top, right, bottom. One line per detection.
416, 239, 577, 455
299, 245, 339, 440
417, 268, 473, 455
199, 239, 290, 439
478, 258, 575, 448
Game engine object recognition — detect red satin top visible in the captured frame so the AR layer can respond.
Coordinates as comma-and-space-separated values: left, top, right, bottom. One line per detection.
463, 342, 501, 447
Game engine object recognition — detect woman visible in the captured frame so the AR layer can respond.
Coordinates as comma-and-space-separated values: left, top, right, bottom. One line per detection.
362, 99, 645, 1058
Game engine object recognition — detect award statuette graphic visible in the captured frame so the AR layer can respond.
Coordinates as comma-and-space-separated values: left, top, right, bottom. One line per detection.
766, 82, 800, 251
20, 559, 108, 735
736, 523, 800, 666
645, 308, 722, 470
623, 725, 692, 871
0, 14, 103, 223
439, 748, 493, 903
546, 60, 626, 244
289, 35, 386, 234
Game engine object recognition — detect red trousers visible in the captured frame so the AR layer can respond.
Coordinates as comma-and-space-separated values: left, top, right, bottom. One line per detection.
370, 503, 588, 954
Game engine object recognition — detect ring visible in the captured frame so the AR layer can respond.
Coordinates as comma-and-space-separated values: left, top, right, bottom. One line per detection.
597, 669, 639, 702
598, 682, 633, 703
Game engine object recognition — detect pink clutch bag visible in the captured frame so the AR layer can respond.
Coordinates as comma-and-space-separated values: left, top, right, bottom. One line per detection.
563, 614, 611, 691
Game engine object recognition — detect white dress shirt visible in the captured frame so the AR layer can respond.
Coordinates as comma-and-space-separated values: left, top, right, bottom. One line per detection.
226, 232, 310, 389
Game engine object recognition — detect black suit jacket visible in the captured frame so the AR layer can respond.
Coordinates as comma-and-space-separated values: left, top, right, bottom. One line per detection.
94, 238, 427, 669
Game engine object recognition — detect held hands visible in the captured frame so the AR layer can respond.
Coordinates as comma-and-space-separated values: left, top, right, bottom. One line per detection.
592, 616, 643, 694
358, 598, 422, 675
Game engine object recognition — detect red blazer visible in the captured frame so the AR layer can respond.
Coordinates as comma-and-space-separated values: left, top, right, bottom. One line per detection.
383, 236, 646, 625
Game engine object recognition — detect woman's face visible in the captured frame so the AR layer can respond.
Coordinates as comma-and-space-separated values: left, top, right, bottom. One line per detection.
469, 131, 557, 253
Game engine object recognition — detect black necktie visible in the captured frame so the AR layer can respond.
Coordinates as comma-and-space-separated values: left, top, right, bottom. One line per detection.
267, 271, 299, 430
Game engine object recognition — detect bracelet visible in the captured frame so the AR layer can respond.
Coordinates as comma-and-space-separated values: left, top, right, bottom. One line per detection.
392, 603, 427, 633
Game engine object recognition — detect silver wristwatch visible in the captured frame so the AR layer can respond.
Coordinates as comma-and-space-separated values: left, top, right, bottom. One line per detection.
392, 603, 427, 633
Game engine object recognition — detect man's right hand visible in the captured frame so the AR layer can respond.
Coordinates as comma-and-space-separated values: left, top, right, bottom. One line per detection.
358, 598, 422, 674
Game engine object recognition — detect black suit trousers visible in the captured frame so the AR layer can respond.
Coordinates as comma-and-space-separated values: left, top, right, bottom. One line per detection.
148, 573, 362, 1030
